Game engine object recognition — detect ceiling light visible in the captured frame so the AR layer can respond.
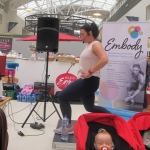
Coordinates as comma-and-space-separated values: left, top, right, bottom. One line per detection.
25, 8, 33, 12
93, 13, 102, 17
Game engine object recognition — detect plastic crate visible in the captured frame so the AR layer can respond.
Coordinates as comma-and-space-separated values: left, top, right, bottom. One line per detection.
105, 107, 138, 121
5, 69, 16, 76
6, 62, 19, 69
3, 77, 18, 84
6, 90, 15, 99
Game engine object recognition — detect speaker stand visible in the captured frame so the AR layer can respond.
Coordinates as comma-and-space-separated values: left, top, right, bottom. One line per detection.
22, 52, 62, 128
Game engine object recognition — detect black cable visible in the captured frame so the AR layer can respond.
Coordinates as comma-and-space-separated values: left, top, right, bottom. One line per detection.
6, 103, 32, 117
7, 101, 45, 137
23, 130, 45, 136
7, 102, 31, 124
8, 103, 30, 124
8, 102, 18, 132
36, 53, 52, 120
38, 56, 48, 121
36, 101, 50, 120
6, 99, 44, 124
35, 53, 46, 120
36, 102, 42, 120
31, 103, 36, 122
42, 54, 47, 83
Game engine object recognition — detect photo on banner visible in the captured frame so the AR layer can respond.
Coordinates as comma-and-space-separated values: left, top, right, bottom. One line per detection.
98, 22, 148, 112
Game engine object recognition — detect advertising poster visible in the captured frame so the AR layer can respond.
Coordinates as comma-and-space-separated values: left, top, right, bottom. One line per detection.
98, 22, 148, 112
56, 64, 77, 90
0, 36, 13, 54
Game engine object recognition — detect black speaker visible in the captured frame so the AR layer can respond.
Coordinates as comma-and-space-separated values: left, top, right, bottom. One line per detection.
36, 17, 59, 53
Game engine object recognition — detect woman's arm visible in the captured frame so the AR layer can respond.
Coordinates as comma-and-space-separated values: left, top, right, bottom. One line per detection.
81, 42, 108, 79
90, 42, 108, 73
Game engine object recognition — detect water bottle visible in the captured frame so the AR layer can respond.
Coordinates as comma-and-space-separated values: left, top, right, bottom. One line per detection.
17, 94, 20, 102
18, 93, 22, 102
61, 115, 69, 141
31, 94, 36, 103
22, 95, 26, 102
27, 94, 31, 102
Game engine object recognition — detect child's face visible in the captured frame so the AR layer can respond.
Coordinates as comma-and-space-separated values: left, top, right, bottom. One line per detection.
94, 132, 113, 150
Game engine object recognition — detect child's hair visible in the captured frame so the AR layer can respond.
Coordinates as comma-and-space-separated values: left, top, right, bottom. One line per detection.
98, 128, 107, 133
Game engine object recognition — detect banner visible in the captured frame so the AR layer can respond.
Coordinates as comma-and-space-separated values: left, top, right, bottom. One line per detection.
99, 22, 148, 112
0, 36, 13, 54
8, 22, 18, 32
56, 64, 77, 90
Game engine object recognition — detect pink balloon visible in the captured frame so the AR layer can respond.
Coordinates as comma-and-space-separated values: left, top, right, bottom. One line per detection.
135, 26, 141, 32
100, 80, 119, 100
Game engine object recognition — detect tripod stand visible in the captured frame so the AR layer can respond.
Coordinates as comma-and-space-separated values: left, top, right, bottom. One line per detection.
22, 52, 62, 128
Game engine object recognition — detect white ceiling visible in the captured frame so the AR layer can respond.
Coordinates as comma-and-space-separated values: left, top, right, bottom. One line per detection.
3, 0, 120, 26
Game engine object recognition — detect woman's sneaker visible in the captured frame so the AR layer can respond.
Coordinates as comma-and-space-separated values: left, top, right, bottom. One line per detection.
53, 126, 74, 134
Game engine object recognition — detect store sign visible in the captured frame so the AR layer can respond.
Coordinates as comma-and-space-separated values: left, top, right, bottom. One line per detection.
0, 36, 13, 54
56, 73, 77, 90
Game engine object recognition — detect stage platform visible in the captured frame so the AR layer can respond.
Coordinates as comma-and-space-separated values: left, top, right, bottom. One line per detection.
52, 120, 76, 150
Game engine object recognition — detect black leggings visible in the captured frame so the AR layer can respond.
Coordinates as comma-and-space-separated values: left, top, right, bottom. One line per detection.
58, 76, 111, 123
